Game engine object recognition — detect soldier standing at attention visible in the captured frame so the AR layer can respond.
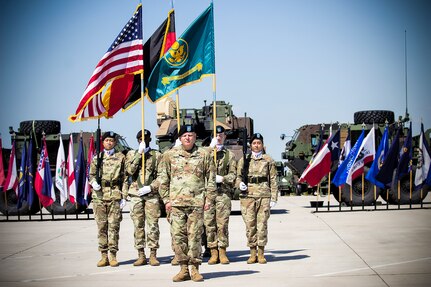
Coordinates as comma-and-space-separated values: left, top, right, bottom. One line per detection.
89, 131, 127, 267
205, 125, 237, 265
158, 124, 216, 282
236, 133, 278, 264
125, 129, 162, 266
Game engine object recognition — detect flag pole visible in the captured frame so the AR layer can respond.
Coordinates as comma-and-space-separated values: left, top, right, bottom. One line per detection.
170, 0, 181, 134
140, 1, 145, 184
211, 0, 217, 164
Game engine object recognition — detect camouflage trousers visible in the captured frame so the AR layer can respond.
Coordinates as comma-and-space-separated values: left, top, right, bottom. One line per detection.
166, 210, 176, 253
204, 192, 231, 248
93, 200, 123, 253
240, 197, 270, 247
171, 206, 204, 265
129, 195, 161, 250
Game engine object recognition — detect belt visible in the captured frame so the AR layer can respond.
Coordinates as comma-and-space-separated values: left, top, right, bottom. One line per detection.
248, 177, 268, 184
101, 180, 120, 188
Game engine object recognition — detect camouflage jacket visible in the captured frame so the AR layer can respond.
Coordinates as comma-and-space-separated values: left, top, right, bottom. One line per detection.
124, 148, 161, 198
158, 145, 216, 207
89, 151, 127, 201
211, 147, 237, 194
236, 154, 278, 202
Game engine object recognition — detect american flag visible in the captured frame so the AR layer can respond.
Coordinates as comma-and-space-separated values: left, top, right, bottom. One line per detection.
70, 4, 143, 122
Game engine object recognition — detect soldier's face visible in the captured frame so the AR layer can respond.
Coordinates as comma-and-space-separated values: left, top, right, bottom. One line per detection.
103, 137, 116, 150
180, 132, 196, 150
251, 139, 263, 153
216, 132, 226, 144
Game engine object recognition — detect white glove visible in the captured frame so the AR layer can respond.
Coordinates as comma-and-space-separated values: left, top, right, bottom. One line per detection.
216, 175, 223, 183
209, 137, 218, 148
239, 182, 247, 191
174, 138, 182, 147
270, 201, 277, 209
91, 181, 101, 191
119, 199, 126, 209
138, 185, 152, 196
138, 141, 146, 154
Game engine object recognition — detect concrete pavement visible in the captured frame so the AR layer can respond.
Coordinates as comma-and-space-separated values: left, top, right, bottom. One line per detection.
1, 195, 430, 287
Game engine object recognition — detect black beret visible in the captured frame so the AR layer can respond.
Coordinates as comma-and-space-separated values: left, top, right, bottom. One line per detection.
250, 133, 264, 144
102, 131, 117, 141
215, 125, 225, 133
136, 129, 151, 139
178, 124, 195, 137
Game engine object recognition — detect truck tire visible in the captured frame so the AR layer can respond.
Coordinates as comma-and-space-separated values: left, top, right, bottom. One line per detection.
0, 189, 40, 216
387, 167, 429, 204
19, 120, 61, 135
44, 187, 87, 214
338, 167, 381, 206
353, 110, 395, 125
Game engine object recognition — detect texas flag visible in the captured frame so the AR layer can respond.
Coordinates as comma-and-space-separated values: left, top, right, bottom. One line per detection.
299, 129, 340, 187
35, 138, 55, 207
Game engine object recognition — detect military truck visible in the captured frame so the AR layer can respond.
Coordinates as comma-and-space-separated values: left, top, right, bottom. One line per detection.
0, 120, 131, 216
279, 110, 430, 205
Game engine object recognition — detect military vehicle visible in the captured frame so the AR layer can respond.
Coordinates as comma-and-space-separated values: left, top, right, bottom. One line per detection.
0, 120, 132, 216
278, 110, 430, 205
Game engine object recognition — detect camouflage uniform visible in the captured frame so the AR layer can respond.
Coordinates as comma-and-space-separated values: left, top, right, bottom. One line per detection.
125, 148, 162, 254
204, 147, 237, 249
158, 144, 216, 265
236, 153, 278, 248
89, 150, 127, 254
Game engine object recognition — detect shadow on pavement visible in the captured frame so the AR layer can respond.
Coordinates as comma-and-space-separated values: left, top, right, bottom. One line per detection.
230, 208, 289, 216
225, 249, 308, 263
203, 270, 259, 280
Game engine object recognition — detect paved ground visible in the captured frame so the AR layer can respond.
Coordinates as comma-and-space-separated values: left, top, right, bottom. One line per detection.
1, 195, 430, 287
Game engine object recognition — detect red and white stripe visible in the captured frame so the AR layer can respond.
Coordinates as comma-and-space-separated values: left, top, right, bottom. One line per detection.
67, 134, 77, 204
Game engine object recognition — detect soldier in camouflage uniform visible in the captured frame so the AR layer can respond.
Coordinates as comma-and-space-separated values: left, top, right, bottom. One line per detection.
125, 129, 162, 266
204, 125, 237, 265
236, 133, 278, 264
158, 124, 216, 282
89, 131, 127, 267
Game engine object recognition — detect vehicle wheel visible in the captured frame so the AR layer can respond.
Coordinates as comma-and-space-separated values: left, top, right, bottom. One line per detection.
19, 120, 61, 135
387, 167, 429, 204
44, 188, 87, 214
0, 188, 40, 216
339, 167, 381, 206
353, 110, 395, 125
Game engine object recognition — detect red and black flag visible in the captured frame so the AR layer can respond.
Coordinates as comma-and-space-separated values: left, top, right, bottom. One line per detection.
123, 9, 176, 110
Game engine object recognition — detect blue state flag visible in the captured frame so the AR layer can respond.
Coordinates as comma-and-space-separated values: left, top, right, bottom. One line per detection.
333, 129, 365, 187
366, 126, 389, 188
75, 136, 87, 206
395, 122, 412, 180
17, 141, 27, 209
375, 127, 401, 187
414, 123, 431, 189
26, 137, 35, 207
146, 3, 215, 102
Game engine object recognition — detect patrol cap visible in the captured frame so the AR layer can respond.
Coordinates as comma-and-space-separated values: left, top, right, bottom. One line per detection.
102, 131, 117, 141
215, 125, 225, 134
178, 124, 196, 137
136, 129, 151, 139
250, 133, 264, 144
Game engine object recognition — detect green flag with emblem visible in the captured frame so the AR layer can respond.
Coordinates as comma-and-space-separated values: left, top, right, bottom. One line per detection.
145, 3, 215, 102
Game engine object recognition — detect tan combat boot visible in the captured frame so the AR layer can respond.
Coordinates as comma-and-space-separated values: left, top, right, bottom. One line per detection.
247, 247, 257, 264
218, 247, 230, 264
97, 251, 109, 267
207, 248, 218, 265
172, 264, 191, 282
257, 246, 267, 264
190, 264, 204, 282
133, 249, 147, 266
149, 248, 160, 266
109, 251, 119, 267
171, 255, 179, 266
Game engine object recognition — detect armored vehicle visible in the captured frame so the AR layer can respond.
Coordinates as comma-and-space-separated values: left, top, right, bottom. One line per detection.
0, 120, 131, 216
279, 110, 430, 205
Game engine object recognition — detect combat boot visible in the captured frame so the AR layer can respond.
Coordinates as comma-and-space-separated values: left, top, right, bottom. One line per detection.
218, 247, 230, 264
247, 247, 257, 264
149, 248, 160, 266
257, 246, 267, 264
109, 251, 119, 267
207, 248, 218, 265
133, 249, 147, 266
171, 255, 179, 266
172, 264, 191, 282
97, 251, 109, 267
190, 264, 204, 282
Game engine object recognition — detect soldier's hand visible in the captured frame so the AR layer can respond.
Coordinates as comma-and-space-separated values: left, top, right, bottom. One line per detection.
138, 141, 146, 154
91, 181, 101, 191
239, 182, 248, 191
138, 185, 152, 196
204, 202, 210, 211
119, 199, 126, 209
270, 201, 277, 209
174, 138, 182, 147
209, 137, 218, 148
216, 175, 223, 183
165, 202, 172, 212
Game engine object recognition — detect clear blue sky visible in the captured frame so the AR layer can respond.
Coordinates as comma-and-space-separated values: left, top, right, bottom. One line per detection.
1, 0, 430, 160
